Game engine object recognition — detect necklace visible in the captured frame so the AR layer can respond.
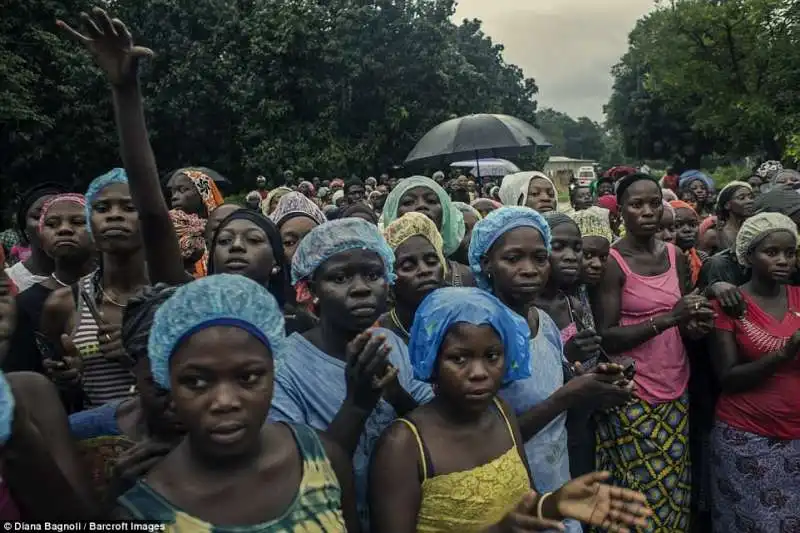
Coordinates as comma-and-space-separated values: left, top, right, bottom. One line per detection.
50, 273, 69, 287
389, 308, 410, 338
100, 286, 126, 308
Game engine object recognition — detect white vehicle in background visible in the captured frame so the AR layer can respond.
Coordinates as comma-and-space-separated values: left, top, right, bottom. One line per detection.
576, 166, 596, 186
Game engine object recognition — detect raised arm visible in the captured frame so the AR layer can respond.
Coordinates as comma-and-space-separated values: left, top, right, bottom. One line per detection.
58, 8, 187, 285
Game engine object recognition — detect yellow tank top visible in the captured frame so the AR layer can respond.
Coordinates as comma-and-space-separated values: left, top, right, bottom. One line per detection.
398, 398, 531, 533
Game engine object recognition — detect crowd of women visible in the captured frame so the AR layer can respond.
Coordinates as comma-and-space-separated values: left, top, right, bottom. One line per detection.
1, 7, 799, 533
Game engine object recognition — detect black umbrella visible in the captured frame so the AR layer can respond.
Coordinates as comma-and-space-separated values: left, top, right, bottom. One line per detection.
404, 114, 552, 171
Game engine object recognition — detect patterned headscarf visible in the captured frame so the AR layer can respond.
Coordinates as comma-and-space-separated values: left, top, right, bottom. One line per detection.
468, 206, 551, 290
571, 206, 613, 242
37, 194, 87, 233
381, 176, 465, 256
678, 170, 715, 192
0, 372, 14, 445
270, 191, 327, 228
85, 168, 129, 239
175, 168, 224, 214
148, 274, 286, 390
735, 213, 798, 267
756, 160, 783, 180
499, 171, 558, 209
383, 212, 447, 275
291, 218, 396, 303
261, 187, 292, 216
168, 209, 206, 262
408, 287, 532, 384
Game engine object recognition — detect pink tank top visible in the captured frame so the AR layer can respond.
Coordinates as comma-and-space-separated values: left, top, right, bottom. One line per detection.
609, 243, 689, 403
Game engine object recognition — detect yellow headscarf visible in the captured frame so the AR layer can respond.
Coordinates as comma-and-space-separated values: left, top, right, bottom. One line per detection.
383, 212, 448, 275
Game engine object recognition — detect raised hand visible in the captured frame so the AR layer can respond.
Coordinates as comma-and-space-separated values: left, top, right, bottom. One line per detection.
57, 7, 153, 87
554, 471, 652, 532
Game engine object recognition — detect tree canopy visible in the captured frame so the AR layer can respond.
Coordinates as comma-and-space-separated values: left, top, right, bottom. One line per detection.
1, 0, 539, 209
606, 0, 800, 168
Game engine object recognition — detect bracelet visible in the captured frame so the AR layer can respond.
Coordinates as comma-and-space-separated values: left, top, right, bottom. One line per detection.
536, 491, 553, 520
649, 317, 659, 335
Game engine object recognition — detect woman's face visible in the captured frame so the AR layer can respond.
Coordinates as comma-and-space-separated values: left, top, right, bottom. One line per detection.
90, 183, 142, 254
749, 231, 797, 283
312, 249, 388, 333
279, 216, 318, 264
688, 180, 709, 203
571, 187, 593, 211
170, 326, 273, 460
525, 178, 556, 213
268, 190, 289, 214
679, 190, 698, 210
656, 208, 676, 244
40, 201, 92, 262
727, 187, 755, 218
597, 181, 615, 198
674, 207, 699, 251
435, 323, 504, 413
398, 187, 443, 229
621, 180, 663, 237
213, 219, 275, 285
393, 236, 444, 307
747, 175, 764, 194
205, 204, 242, 244
483, 227, 550, 308
549, 223, 583, 288
168, 174, 205, 217
25, 195, 55, 248
580, 236, 610, 286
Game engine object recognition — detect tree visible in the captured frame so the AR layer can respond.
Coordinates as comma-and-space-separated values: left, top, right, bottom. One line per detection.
606, 0, 800, 165
2, 0, 542, 207
535, 108, 605, 161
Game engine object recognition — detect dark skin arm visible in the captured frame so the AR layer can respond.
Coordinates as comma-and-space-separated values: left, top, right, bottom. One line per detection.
319, 433, 361, 533
711, 328, 800, 394
4, 372, 100, 519
369, 421, 422, 533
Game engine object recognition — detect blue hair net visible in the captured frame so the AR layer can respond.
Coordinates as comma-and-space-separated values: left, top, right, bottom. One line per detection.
148, 274, 286, 390
291, 218, 396, 285
408, 287, 531, 384
467, 207, 552, 290
0, 372, 15, 445
85, 168, 129, 238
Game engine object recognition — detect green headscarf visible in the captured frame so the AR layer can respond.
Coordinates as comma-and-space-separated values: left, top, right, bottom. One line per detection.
380, 176, 465, 256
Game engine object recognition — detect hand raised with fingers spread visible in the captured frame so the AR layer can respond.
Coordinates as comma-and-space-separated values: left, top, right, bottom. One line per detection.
554, 471, 653, 532
57, 7, 153, 87
344, 330, 391, 410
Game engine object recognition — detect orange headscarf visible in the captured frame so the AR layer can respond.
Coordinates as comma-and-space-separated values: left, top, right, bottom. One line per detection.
182, 169, 224, 214
670, 200, 703, 285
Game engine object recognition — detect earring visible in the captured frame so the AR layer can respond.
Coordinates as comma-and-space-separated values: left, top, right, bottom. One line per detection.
271, 266, 280, 275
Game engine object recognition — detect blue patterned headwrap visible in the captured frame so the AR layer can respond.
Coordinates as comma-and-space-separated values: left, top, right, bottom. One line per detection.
148, 274, 286, 390
467, 207, 552, 290
85, 168, 129, 238
291, 218, 396, 285
408, 287, 531, 384
678, 170, 715, 193
0, 372, 15, 445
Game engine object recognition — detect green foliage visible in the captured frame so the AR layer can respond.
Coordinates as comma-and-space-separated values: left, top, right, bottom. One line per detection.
535, 108, 605, 161
2, 0, 541, 211
710, 164, 753, 188
606, 0, 800, 167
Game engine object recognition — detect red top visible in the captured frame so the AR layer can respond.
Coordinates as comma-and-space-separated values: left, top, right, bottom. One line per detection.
713, 285, 800, 439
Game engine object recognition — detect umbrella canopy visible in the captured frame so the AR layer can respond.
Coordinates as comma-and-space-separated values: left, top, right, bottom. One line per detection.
450, 158, 520, 177
405, 114, 551, 167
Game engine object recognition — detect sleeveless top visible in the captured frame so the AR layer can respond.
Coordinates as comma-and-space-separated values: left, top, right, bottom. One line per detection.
117, 424, 345, 532
608, 243, 689, 403
72, 274, 136, 407
398, 398, 530, 533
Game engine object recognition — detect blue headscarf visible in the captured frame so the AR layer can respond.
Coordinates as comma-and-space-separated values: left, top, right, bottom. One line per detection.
148, 274, 286, 390
291, 218, 396, 285
85, 168, 129, 239
408, 287, 531, 384
467, 207, 551, 290
678, 170, 715, 192
0, 372, 14, 445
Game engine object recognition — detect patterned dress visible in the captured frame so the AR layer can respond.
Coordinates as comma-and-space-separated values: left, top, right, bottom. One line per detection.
118, 423, 345, 532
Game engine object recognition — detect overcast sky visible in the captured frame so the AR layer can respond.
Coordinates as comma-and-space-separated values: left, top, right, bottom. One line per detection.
453, 0, 654, 122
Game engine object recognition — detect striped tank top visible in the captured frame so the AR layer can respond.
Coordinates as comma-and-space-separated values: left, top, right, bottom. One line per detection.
72, 274, 136, 408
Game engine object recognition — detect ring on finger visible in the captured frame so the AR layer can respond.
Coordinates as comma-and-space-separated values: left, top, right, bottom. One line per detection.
104, 334, 112, 343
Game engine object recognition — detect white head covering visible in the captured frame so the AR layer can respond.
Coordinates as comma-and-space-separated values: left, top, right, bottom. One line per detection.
735, 212, 798, 266
498, 171, 558, 209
